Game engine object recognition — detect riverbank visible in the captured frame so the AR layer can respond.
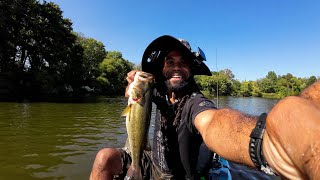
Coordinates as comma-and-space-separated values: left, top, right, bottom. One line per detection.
201, 90, 281, 99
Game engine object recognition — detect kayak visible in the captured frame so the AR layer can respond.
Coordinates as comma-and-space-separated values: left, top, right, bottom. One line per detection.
209, 154, 232, 180
197, 143, 232, 180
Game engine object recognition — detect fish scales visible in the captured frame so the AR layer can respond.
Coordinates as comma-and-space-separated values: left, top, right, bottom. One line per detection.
122, 71, 154, 180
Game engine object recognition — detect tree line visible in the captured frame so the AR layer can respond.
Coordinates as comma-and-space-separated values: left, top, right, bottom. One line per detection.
195, 70, 318, 98
0, 0, 133, 101
0, 0, 317, 101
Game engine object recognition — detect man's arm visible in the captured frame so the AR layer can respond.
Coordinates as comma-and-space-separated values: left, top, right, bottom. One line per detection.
194, 80, 320, 179
194, 108, 257, 167
300, 80, 320, 106
263, 81, 320, 179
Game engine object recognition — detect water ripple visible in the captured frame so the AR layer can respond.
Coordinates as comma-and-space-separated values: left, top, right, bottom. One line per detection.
0, 97, 279, 180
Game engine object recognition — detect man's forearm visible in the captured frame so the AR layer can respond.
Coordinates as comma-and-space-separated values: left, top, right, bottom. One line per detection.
196, 108, 257, 167
195, 81, 320, 179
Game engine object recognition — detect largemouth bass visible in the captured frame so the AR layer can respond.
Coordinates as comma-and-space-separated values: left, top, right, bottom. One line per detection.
121, 71, 154, 180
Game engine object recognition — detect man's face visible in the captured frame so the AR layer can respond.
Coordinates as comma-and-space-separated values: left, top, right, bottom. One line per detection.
162, 50, 192, 92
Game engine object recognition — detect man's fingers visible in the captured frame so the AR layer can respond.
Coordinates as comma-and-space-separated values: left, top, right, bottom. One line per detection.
126, 70, 138, 83
136, 71, 154, 83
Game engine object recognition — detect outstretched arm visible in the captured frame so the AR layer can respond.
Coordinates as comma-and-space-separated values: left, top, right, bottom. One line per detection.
195, 80, 320, 180
263, 81, 320, 179
194, 108, 257, 167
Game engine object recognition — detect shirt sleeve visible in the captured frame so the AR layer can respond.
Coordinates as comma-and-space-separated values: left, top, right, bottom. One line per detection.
182, 93, 216, 133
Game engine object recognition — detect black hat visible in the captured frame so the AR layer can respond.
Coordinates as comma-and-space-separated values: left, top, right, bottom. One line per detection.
141, 35, 212, 79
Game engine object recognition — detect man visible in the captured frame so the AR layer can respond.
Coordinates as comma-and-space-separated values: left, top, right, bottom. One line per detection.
90, 35, 320, 180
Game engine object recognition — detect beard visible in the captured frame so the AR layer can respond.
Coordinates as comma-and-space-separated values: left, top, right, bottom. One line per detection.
165, 78, 190, 93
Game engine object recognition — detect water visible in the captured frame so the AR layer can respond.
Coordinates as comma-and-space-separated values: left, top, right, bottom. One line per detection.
0, 96, 279, 179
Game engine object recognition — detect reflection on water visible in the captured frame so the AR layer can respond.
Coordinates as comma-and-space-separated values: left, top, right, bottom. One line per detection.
0, 96, 279, 179
215, 96, 279, 116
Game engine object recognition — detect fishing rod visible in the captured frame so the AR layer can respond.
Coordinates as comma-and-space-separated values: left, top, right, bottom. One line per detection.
216, 48, 219, 108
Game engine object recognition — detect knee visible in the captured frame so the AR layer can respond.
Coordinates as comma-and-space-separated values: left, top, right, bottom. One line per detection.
93, 148, 122, 171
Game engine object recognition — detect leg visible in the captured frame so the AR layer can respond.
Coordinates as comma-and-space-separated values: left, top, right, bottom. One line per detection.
90, 148, 123, 180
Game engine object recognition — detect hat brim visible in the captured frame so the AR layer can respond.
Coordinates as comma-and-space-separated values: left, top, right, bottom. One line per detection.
141, 35, 212, 76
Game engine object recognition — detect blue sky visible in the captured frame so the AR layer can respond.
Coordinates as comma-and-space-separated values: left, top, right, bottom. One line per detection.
48, 0, 319, 81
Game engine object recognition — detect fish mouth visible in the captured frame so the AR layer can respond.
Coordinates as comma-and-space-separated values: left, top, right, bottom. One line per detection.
132, 97, 140, 102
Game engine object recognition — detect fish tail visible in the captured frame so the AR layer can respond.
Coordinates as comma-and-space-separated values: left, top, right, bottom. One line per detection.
125, 165, 143, 180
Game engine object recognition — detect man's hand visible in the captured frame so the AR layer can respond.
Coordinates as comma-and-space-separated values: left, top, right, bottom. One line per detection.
125, 70, 154, 98
125, 70, 138, 97
263, 81, 320, 179
126, 70, 138, 84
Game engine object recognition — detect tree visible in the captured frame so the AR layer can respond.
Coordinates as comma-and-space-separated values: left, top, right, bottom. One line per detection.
0, 0, 85, 99
217, 69, 233, 95
251, 81, 262, 97
0, 0, 37, 72
195, 69, 234, 96
239, 81, 253, 97
75, 33, 106, 90
195, 75, 215, 92
275, 73, 304, 98
97, 51, 134, 95
231, 79, 241, 96
259, 71, 278, 93
306, 76, 317, 87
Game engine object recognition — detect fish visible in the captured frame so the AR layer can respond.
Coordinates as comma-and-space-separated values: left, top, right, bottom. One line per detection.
121, 71, 154, 180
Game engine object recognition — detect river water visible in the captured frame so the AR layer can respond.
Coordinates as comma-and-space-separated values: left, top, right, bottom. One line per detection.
0, 96, 280, 180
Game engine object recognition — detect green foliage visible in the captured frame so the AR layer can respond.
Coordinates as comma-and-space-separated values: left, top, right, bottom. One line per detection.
217, 70, 233, 95
195, 69, 234, 96
239, 81, 253, 97
237, 81, 262, 97
75, 33, 106, 90
97, 51, 134, 95
273, 74, 304, 98
251, 81, 262, 97
0, 0, 86, 99
259, 71, 278, 93
230, 79, 241, 96
0, 0, 137, 100
255, 72, 316, 98
195, 69, 316, 99
0, 0, 317, 101
195, 75, 215, 92
307, 76, 317, 86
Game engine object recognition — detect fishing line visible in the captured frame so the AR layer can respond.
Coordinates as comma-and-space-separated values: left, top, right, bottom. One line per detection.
216, 48, 219, 108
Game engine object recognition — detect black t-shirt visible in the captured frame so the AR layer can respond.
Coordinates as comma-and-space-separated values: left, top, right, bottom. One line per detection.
152, 89, 216, 179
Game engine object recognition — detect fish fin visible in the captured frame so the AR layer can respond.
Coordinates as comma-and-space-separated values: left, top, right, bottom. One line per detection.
121, 105, 131, 116
124, 138, 130, 148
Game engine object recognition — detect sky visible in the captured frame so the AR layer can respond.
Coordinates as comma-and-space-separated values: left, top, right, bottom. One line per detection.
47, 0, 320, 81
